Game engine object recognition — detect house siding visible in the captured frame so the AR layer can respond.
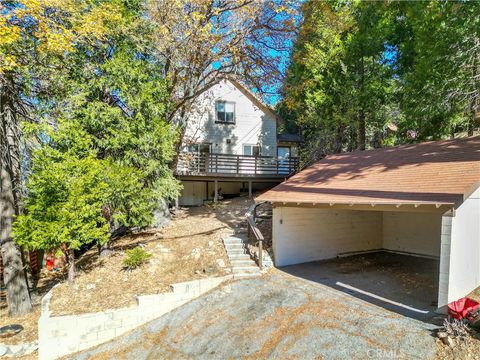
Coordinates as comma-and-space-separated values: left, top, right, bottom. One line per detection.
183, 80, 277, 157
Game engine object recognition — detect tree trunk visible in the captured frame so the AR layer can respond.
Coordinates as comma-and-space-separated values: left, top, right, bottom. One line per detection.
169, 107, 187, 173
357, 110, 366, 150
67, 249, 75, 285
357, 55, 366, 150
468, 44, 479, 136
0, 77, 32, 316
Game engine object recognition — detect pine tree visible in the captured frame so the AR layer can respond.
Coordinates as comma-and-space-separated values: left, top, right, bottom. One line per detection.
0, 0, 132, 314
12, 0, 180, 283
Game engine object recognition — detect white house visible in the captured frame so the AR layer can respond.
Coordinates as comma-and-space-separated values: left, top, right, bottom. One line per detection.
257, 136, 480, 312
176, 78, 301, 206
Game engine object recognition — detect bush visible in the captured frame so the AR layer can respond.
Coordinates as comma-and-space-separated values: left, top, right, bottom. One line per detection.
122, 247, 153, 270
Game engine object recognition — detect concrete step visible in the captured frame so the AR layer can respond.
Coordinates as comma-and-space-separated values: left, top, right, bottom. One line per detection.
227, 253, 253, 261
233, 273, 261, 279
232, 266, 260, 272
230, 259, 254, 266
223, 239, 247, 246
223, 236, 247, 241
227, 249, 247, 253
226, 249, 248, 254
224, 244, 245, 250
228, 258, 251, 264
223, 235, 260, 277
224, 239, 243, 244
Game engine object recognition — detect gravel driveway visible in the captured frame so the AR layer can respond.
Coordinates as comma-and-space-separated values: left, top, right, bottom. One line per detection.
71, 271, 437, 360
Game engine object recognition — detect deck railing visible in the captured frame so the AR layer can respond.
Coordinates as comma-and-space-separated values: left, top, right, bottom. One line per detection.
176, 152, 299, 176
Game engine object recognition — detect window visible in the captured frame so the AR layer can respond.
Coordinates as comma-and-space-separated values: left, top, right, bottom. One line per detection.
187, 143, 211, 154
186, 144, 198, 153
243, 144, 260, 156
277, 146, 290, 159
215, 101, 235, 123
199, 143, 211, 154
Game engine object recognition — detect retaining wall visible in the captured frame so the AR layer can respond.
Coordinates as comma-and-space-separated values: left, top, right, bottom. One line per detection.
38, 276, 232, 360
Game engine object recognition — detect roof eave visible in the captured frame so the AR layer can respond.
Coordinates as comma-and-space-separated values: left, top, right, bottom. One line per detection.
255, 199, 455, 213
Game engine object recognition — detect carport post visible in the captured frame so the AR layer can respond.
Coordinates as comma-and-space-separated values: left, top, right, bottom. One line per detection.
214, 180, 218, 203
248, 180, 252, 198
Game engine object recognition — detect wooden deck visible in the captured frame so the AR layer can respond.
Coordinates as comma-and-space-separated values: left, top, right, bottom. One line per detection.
176, 152, 299, 179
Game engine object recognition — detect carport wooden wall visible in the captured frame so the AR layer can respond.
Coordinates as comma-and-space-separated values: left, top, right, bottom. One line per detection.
382, 212, 442, 257
272, 207, 383, 267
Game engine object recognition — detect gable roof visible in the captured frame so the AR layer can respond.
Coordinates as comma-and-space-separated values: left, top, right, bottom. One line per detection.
256, 136, 480, 207
225, 77, 284, 126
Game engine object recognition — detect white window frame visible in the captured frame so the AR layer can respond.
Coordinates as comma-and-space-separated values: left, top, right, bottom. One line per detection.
243, 144, 260, 156
215, 100, 235, 124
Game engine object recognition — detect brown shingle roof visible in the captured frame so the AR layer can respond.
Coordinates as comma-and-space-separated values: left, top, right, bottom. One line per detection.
257, 136, 480, 206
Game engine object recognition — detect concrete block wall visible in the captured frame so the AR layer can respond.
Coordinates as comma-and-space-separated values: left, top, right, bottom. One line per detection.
273, 207, 383, 266
38, 276, 231, 360
382, 211, 442, 257
438, 214, 452, 310
448, 188, 480, 303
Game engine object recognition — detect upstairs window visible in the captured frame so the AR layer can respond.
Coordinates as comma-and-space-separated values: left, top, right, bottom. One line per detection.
215, 101, 235, 123
243, 144, 261, 156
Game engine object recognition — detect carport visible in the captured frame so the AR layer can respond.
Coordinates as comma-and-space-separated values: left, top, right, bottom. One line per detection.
256, 136, 480, 314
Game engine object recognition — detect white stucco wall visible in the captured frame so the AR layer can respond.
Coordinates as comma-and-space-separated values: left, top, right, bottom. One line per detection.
382, 212, 442, 257
447, 188, 480, 303
272, 207, 383, 266
183, 80, 277, 156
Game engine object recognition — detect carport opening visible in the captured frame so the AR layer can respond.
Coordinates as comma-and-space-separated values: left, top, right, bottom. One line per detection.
273, 207, 446, 322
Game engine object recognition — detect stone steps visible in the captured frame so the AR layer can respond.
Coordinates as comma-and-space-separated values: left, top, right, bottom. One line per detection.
229, 260, 253, 266
225, 247, 244, 253
222, 236, 261, 279
231, 272, 260, 279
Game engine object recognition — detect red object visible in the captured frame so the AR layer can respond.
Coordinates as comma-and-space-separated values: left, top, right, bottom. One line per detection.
46, 258, 54, 271
448, 297, 480, 320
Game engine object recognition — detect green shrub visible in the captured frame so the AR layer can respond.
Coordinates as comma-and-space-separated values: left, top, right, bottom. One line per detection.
122, 247, 153, 270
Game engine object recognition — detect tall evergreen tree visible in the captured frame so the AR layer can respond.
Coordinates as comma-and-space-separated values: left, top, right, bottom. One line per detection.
280, 0, 480, 165
401, 1, 480, 139
1, 0, 120, 315
13, 0, 180, 284
280, 1, 395, 165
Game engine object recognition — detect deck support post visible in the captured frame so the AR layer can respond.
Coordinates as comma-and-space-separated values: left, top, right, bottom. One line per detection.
248, 180, 252, 198
214, 180, 218, 203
